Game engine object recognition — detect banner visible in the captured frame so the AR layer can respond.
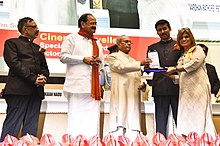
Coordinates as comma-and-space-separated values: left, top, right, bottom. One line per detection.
0, 29, 159, 61
0, 27, 161, 74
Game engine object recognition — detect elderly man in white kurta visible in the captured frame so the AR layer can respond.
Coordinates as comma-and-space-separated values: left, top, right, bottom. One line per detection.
108, 35, 152, 139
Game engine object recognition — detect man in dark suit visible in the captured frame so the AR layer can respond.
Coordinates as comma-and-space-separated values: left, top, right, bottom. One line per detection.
147, 19, 182, 138
0, 17, 49, 141
198, 44, 220, 97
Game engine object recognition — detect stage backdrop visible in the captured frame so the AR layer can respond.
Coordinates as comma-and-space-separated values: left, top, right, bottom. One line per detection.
0, 0, 220, 76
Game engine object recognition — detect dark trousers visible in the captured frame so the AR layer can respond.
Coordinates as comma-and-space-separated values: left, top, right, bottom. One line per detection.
0, 94, 42, 141
154, 95, 179, 138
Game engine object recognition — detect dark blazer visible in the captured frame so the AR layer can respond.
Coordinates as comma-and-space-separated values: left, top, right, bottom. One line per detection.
3, 36, 49, 99
206, 63, 220, 95
148, 39, 182, 97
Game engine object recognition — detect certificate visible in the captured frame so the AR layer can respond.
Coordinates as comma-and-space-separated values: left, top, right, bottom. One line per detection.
146, 50, 167, 72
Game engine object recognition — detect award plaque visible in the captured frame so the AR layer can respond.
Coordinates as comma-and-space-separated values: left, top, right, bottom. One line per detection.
145, 50, 167, 73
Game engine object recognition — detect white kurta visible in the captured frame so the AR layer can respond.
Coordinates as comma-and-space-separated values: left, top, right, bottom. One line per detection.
176, 46, 216, 137
60, 33, 104, 139
108, 51, 142, 132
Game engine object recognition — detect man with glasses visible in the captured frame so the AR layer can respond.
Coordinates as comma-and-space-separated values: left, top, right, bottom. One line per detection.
60, 13, 104, 139
0, 17, 49, 141
108, 35, 152, 140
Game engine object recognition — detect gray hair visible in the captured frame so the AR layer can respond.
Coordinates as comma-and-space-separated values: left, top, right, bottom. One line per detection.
116, 35, 127, 45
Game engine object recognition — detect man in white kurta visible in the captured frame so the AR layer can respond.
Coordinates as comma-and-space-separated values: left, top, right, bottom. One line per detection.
60, 13, 104, 139
108, 35, 151, 139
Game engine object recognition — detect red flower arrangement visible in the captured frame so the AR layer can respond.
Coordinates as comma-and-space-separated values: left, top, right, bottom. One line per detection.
1, 132, 220, 146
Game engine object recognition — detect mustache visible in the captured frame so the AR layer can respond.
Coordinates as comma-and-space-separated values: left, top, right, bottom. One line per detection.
91, 26, 96, 30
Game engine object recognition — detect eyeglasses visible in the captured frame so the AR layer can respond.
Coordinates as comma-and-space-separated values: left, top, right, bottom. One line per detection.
25, 25, 38, 29
122, 40, 133, 44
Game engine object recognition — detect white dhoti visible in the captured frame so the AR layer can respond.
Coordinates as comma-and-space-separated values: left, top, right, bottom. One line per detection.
65, 92, 100, 139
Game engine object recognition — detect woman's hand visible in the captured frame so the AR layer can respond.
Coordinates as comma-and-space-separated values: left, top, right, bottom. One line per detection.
166, 66, 177, 75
